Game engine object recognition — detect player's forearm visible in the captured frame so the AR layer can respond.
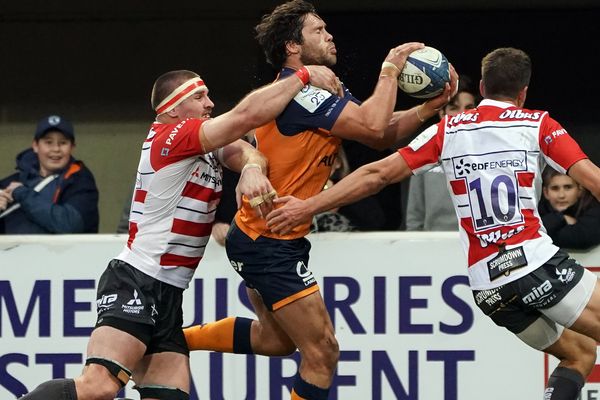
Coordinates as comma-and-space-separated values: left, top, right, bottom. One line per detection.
220, 139, 267, 174
356, 74, 400, 135
233, 75, 306, 132
305, 165, 390, 215
239, 147, 268, 175
386, 103, 438, 142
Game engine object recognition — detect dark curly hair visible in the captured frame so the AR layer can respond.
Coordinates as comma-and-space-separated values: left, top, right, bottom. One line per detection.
255, 0, 317, 70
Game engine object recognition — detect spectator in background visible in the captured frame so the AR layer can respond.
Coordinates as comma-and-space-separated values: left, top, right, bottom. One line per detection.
0, 115, 99, 234
540, 168, 600, 249
405, 76, 478, 231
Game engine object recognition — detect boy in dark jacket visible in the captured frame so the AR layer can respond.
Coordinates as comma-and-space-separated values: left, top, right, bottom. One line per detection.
0, 115, 99, 233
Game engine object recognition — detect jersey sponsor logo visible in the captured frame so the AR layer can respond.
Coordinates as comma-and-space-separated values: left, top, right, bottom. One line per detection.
498, 109, 542, 120
487, 246, 528, 280
522, 280, 554, 306
230, 260, 244, 272
448, 112, 479, 125
96, 293, 118, 313
122, 290, 144, 314
543, 128, 567, 146
477, 225, 525, 248
165, 120, 188, 145
474, 287, 503, 307
199, 171, 223, 185
294, 84, 332, 113
488, 247, 524, 271
317, 152, 338, 168
454, 158, 525, 177
296, 261, 315, 286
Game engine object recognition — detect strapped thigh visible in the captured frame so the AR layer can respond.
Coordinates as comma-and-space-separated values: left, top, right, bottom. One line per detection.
516, 314, 564, 350
134, 385, 189, 400
85, 356, 132, 387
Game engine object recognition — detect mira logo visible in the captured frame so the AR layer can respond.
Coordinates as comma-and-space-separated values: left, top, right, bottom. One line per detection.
96, 293, 117, 310
522, 280, 553, 305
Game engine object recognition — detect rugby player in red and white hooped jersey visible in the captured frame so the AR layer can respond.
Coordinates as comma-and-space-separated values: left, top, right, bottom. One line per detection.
267, 48, 600, 400
19, 66, 342, 400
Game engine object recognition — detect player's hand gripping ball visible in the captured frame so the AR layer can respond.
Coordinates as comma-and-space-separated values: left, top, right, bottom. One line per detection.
397, 46, 450, 99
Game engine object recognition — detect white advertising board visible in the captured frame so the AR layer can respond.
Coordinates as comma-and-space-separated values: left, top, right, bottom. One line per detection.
1, 233, 599, 399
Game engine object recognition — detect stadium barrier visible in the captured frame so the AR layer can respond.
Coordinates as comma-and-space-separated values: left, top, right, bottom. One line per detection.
1, 233, 599, 399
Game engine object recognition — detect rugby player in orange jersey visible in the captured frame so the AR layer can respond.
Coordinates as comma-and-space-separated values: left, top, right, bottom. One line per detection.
182, 1, 458, 399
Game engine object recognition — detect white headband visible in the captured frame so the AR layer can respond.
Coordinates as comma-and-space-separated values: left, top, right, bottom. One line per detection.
155, 77, 208, 115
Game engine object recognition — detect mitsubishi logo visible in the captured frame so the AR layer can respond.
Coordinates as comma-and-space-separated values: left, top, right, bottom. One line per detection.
127, 290, 142, 306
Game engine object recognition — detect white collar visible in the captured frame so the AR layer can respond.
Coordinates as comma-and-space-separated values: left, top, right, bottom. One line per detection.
478, 99, 516, 109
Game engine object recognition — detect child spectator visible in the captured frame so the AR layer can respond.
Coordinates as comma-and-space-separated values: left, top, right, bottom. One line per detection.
0, 115, 99, 233
539, 168, 600, 249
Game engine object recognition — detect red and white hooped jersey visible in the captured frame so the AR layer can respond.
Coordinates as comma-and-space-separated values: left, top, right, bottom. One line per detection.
399, 99, 587, 290
116, 118, 222, 289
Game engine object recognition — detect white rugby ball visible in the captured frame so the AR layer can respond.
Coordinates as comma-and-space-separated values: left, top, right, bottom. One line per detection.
397, 46, 450, 99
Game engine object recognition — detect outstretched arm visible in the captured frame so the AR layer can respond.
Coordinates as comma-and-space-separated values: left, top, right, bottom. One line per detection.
201, 66, 338, 153
267, 152, 412, 234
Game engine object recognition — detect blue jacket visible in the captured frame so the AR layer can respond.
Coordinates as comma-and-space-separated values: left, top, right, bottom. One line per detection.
0, 148, 99, 234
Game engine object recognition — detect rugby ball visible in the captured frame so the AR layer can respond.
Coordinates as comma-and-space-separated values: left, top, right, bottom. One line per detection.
397, 46, 450, 99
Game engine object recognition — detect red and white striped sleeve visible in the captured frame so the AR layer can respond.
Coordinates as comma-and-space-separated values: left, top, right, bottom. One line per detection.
538, 113, 587, 174
398, 122, 445, 175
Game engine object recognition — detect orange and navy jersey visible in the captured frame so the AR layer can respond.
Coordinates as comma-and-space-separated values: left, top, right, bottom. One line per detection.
236, 67, 358, 240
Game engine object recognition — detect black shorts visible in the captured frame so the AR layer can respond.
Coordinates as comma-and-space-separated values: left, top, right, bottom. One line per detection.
95, 259, 188, 356
472, 250, 587, 335
225, 222, 319, 311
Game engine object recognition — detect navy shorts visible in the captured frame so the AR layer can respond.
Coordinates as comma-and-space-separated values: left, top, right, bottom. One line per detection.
225, 222, 319, 311
94, 259, 188, 356
472, 250, 588, 335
